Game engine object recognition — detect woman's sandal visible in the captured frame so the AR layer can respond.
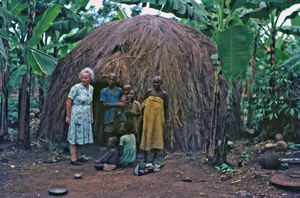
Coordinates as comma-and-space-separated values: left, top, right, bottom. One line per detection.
77, 157, 88, 163
70, 160, 82, 165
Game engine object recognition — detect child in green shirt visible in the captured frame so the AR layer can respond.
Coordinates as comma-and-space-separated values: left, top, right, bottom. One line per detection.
119, 121, 137, 167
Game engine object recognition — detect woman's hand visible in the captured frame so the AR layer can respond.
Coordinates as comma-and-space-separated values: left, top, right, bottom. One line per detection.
66, 116, 70, 124
91, 116, 94, 124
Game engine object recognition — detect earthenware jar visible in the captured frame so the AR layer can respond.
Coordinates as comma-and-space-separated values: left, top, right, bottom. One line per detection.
261, 149, 280, 169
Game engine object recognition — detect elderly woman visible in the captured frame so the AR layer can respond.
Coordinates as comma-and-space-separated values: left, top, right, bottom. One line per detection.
66, 67, 94, 165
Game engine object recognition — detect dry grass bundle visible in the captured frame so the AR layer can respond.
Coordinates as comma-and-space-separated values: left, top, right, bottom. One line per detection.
38, 15, 243, 151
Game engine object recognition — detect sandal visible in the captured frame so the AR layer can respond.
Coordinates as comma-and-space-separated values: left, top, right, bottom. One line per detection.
70, 160, 82, 165
77, 157, 88, 163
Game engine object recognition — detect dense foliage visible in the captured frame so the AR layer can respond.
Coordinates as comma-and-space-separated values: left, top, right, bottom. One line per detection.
244, 52, 300, 140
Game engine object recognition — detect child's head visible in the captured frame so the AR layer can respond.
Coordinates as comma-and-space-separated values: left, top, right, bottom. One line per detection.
128, 89, 135, 101
120, 94, 127, 103
107, 136, 119, 148
120, 121, 134, 135
123, 84, 131, 95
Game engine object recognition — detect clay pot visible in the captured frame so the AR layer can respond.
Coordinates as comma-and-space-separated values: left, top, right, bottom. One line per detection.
275, 133, 284, 141
275, 141, 287, 152
260, 149, 280, 169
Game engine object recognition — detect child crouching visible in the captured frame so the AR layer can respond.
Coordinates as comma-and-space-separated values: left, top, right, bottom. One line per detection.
94, 136, 119, 171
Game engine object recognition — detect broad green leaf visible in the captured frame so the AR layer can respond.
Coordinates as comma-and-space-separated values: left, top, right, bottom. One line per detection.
217, 24, 254, 85
70, 0, 89, 12
116, 4, 128, 19
64, 27, 91, 43
10, 0, 28, 16
0, 29, 19, 42
49, 21, 73, 34
241, 2, 269, 23
230, 0, 246, 11
279, 26, 300, 36
41, 43, 67, 51
9, 64, 27, 87
201, 0, 215, 10
283, 8, 300, 21
112, 0, 208, 24
275, 47, 289, 62
0, 7, 15, 23
281, 54, 300, 69
0, 29, 56, 76
61, 7, 82, 23
0, 38, 7, 60
31, 50, 57, 76
292, 15, 300, 26
291, 109, 295, 117
28, 4, 62, 47
241, 0, 300, 22
26, 49, 43, 75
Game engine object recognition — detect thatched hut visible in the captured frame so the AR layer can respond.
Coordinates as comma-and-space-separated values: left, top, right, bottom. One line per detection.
38, 15, 243, 151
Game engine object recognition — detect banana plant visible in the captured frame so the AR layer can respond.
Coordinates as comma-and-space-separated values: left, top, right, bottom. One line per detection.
0, 2, 60, 77
241, 1, 300, 66
111, 0, 208, 24
0, 0, 94, 148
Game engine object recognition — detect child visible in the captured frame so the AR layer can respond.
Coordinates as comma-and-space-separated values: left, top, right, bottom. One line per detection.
119, 121, 137, 167
94, 136, 119, 171
125, 90, 142, 149
115, 84, 131, 125
120, 84, 131, 105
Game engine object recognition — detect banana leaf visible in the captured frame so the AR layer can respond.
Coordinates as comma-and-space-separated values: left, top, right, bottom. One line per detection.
27, 4, 62, 47
111, 0, 208, 24
217, 24, 254, 85
292, 15, 300, 26
31, 50, 57, 76
64, 27, 91, 43
0, 38, 7, 60
0, 7, 15, 23
9, 64, 27, 87
279, 25, 300, 36
241, 0, 300, 23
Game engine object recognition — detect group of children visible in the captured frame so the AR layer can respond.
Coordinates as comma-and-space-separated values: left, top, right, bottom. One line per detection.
94, 84, 142, 171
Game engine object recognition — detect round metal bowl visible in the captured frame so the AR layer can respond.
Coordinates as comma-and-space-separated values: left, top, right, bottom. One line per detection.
74, 173, 82, 179
48, 186, 68, 196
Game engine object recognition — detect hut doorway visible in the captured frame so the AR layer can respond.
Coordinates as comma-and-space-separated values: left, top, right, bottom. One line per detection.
92, 81, 106, 145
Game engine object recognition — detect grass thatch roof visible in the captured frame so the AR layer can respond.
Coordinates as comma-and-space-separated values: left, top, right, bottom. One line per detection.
38, 15, 243, 151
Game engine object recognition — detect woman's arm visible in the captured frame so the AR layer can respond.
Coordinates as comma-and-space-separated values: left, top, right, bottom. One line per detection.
66, 98, 72, 124
103, 102, 125, 108
90, 103, 94, 124
163, 91, 169, 122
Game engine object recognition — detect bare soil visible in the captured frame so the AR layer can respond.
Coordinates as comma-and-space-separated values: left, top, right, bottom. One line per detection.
1, 140, 300, 198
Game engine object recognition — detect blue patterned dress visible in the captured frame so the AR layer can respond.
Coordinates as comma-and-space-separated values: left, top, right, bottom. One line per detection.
67, 83, 94, 145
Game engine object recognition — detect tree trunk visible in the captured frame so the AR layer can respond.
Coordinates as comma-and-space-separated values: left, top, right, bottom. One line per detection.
0, 8, 10, 142
38, 76, 44, 112
215, 85, 233, 164
0, 65, 9, 141
208, 67, 221, 156
270, 22, 276, 66
247, 29, 258, 127
18, 73, 31, 149
18, 0, 35, 150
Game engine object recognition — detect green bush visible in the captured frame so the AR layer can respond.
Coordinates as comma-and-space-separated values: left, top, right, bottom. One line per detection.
244, 55, 300, 140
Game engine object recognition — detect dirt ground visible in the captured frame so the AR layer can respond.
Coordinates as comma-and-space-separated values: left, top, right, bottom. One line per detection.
1, 140, 300, 198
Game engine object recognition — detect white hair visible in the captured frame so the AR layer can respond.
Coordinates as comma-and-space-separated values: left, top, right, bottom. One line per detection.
79, 67, 94, 81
